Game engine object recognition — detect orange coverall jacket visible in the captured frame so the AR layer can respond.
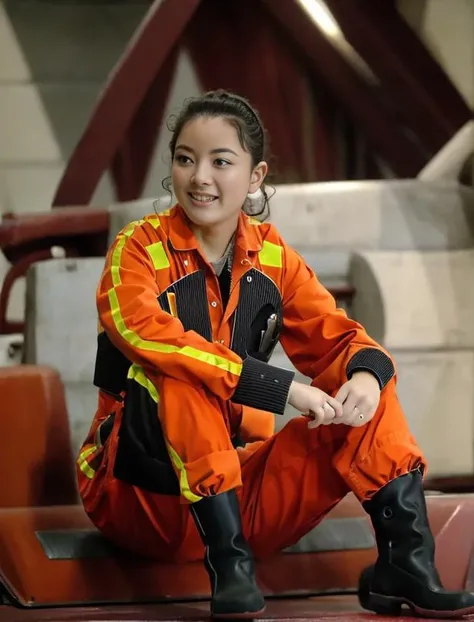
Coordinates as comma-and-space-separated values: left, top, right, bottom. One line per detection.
78, 205, 423, 560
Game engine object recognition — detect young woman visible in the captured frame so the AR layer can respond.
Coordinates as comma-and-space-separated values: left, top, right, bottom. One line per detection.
79, 90, 474, 619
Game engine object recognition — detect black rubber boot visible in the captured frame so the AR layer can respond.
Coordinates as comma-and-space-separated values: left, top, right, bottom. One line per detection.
190, 490, 265, 618
359, 469, 474, 618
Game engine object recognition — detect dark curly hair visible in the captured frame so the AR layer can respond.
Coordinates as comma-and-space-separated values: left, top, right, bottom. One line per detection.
161, 89, 272, 220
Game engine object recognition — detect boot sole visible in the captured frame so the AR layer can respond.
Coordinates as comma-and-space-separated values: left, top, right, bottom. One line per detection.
212, 605, 266, 619
364, 591, 474, 619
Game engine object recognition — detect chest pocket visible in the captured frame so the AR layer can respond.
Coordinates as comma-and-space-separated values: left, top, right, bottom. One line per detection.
231, 268, 283, 362
157, 270, 213, 342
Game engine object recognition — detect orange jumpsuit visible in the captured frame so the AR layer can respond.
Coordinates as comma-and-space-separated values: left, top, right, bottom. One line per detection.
78, 205, 425, 562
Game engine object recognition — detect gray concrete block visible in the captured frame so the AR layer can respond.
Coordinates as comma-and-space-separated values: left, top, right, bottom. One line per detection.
350, 249, 474, 349
266, 180, 474, 252
64, 382, 99, 455
395, 350, 474, 477
24, 257, 104, 383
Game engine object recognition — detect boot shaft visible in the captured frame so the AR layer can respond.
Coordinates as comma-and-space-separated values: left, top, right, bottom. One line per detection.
364, 469, 440, 588
360, 470, 474, 617
190, 491, 251, 560
189, 490, 265, 617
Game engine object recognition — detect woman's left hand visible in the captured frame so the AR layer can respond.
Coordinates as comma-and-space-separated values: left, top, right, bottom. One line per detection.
334, 371, 381, 427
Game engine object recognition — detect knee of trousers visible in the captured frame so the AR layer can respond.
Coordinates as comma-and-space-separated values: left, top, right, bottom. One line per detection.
155, 377, 241, 499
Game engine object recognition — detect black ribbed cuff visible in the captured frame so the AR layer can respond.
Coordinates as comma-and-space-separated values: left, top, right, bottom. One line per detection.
232, 356, 295, 415
346, 348, 395, 390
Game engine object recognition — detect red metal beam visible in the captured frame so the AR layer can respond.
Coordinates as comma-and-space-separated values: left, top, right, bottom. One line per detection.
52, 0, 202, 207
324, 0, 472, 154
110, 46, 179, 201
261, 0, 427, 176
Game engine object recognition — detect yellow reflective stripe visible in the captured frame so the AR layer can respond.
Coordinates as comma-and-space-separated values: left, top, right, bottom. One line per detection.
77, 444, 98, 480
259, 240, 283, 268
145, 241, 170, 270
78, 445, 97, 462
146, 215, 161, 229
128, 364, 159, 402
110, 221, 143, 286
166, 442, 202, 503
108, 288, 241, 373
249, 217, 261, 225
79, 460, 95, 479
107, 223, 242, 376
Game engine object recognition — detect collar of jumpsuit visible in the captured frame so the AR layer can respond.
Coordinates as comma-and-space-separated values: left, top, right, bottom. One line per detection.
165, 204, 266, 327
167, 204, 264, 255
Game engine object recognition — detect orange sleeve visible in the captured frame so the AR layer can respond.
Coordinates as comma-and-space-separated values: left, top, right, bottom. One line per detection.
97, 222, 244, 399
280, 244, 395, 395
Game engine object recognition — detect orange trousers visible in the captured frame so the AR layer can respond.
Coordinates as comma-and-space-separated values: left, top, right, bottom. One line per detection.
80, 377, 425, 563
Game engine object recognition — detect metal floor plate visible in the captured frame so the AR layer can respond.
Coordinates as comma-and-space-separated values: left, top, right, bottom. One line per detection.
0, 596, 445, 622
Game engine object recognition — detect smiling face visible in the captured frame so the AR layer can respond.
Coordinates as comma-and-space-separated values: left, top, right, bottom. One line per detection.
171, 116, 267, 233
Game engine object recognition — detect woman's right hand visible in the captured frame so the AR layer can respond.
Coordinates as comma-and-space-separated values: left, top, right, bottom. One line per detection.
288, 381, 344, 429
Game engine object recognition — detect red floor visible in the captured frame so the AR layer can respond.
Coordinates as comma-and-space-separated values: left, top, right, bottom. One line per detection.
0, 596, 463, 622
